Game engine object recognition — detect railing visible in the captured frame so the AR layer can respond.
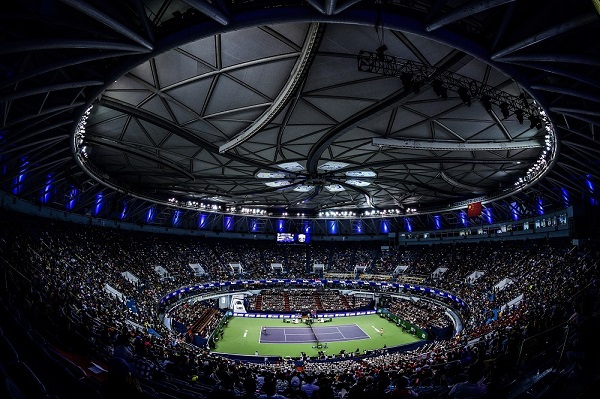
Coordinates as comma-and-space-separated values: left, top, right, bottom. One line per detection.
359, 273, 392, 281
209, 312, 231, 349
516, 321, 569, 369
516, 280, 596, 369
395, 275, 426, 284
0, 254, 32, 284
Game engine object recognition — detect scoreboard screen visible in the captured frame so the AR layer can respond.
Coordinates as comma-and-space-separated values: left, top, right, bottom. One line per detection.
276, 232, 310, 244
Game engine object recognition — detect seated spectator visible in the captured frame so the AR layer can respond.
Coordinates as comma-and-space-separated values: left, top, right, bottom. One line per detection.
242, 376, 260, 398
565, 295, 600, 380
259, 378, 286, 399
301, 375, 320, 398
102, 356, 146, 399
207, 372, 238, 399
282, 376, 308, 399
447, 364, 487, 398
387, 376, 418, 398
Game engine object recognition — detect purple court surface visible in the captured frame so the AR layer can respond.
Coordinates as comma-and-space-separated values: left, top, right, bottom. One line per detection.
259, 324, 369, 344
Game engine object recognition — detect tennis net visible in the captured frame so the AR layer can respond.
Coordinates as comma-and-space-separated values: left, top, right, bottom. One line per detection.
306, 318, 319, 346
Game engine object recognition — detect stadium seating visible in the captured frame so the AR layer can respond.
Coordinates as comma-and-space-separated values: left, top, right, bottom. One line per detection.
0, 210, 599, 399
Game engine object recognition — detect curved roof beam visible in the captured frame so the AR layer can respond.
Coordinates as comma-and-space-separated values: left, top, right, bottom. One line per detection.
496, 53, 600, 66
426, 0, 516, 32
0, 81, 103, 103
98, 98, 217, 150
559, 154, 600, 181
333, 0, 363, 15
3, 120, 74, 148
370, 177, 461, 198
305, 0, 325, 14
492, 13, 598, 59
290, 184, 324, 205
326, 178, 370, 193
0, 39, 150, 56
57, 0, 153, 50
316, 157, 535, 179
306, 51, 471, 174
2, 157, 72, 186
83, 136, 196, 181
531, 84, 600, 105
4, 102, 85, 128
306, 87, 418, 174
179, 0, 230, 26
219, 23, 322, 153
145, 181, 301, 199
551, 108, 600, 120
0, 52, 130, 90
440, 171, 486, 194
0, 135, 69, 157
553, 111, 600, 127
503, 61, 600, 90
305, 0, 369, 16
558, 161, 600, 182
561, 140, 600, 157
372, 137, 543, 151
97, 98, 285, 173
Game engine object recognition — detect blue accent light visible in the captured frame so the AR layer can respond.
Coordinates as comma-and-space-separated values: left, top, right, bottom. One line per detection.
303, 221, 311, 234
12, 158, 29, 195
67, 187, 79, 211
224, 215, 234, 231
460, 211, 467, 226
561, 188, 569, 207
354, 220, 363, 234
41, 174, 53, 204
586, 175, 597, 205
434, 215, 441, 230
120, 201, 127, 220
380, 219, 390, 234
484, 208, 493, 224
328, 220, 338, 234
405, 218, 412, 232
93, 193, 103, 216
198, 213, 208, 229
146, 207, 154, 223
172, 210, 181, 226
0, 131, 5, 176
537, 197, 544, 215
250, 219, 259, 232
277, 219, 285, 233
510, 201, 519, 221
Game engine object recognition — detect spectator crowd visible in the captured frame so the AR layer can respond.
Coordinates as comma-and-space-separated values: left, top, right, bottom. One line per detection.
1, 209, 599, 399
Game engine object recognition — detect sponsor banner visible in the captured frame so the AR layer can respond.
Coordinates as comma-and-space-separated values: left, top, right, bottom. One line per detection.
232, 310, 376, 319
160, 280, 468, 311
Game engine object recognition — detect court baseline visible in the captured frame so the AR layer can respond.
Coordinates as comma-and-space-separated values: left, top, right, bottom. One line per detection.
259, 323, 369, 344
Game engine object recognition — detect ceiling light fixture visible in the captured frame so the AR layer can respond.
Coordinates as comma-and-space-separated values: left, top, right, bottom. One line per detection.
458, 87, 471, 106
515, 109, 524, 124
481, 95, 492, 111
500, 102, 510, 119
432, 80, 447, 99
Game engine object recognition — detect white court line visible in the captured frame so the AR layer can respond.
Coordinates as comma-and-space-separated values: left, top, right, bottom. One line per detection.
283, 327, 311, 335
315, 336, 370, 343
314, 326, 342, 331
371, 325, 381, 333
285, 332, 314, 335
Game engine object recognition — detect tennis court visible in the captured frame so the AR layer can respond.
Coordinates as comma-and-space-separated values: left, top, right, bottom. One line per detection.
259, 324, 369, 344
212, 314, 421, 358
